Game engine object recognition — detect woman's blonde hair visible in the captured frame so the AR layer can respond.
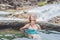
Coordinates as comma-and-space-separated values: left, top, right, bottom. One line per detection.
28, 14, 36, 23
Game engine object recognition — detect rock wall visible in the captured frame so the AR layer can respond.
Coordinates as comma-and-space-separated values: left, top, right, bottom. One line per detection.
0, 20, 60, 31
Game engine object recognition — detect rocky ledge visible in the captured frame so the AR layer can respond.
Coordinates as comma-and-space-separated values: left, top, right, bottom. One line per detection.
0, 20, 60, 31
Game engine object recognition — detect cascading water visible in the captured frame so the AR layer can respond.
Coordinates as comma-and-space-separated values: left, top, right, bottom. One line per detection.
27, 4, 60, 22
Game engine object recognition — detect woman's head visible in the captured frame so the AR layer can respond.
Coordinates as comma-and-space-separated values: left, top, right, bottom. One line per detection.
29, 14, 36, 24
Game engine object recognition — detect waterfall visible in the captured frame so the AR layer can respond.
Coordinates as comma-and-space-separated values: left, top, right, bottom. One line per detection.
27, 4, 60, 22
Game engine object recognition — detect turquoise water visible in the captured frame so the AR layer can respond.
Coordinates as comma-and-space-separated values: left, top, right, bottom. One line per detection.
13, 30, 60, 40
0, 30, 60, 40
41, 30, 60, 40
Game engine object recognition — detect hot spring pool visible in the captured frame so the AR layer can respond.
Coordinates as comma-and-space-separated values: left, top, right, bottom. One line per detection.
0, 30, 60, 40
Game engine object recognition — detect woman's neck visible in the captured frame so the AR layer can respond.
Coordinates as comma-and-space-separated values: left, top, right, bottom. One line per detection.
30, 23, 35, 27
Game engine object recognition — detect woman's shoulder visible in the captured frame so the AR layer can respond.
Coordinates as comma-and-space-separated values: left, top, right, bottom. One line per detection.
24, 23, 30, 26
36, 24, 40, 27
36, 24, 40, 26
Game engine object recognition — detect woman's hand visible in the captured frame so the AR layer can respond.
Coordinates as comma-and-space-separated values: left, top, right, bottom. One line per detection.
20, 24, 29, 31
20, 28, 24, 32
20, 27, 23, 30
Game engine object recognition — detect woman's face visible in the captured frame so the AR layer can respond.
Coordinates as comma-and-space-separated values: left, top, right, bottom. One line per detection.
30, 15, 36, 24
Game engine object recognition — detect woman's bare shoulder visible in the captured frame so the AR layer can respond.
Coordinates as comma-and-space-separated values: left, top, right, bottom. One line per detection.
24, 23, 30, 27
36, 24, 39, 25
36, 24, 41, 27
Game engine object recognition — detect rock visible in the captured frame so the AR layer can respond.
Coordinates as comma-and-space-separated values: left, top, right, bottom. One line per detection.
48, 16, 60, 25
0, 19, 60, 31
1, 38, 8, 40
0, 35, 3, 36
12, 38, 31, 40
5, 34, 14, 37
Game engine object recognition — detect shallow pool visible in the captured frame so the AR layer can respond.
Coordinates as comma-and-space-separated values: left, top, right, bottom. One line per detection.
0, 30, 59, 40
13, 30, 60, 40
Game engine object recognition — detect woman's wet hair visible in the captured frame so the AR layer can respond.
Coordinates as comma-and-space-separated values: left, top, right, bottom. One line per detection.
29, 15, 31, 22
28, 14, 36, 23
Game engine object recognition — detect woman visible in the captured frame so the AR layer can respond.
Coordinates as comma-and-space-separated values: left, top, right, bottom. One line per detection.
20, 14, 41, 40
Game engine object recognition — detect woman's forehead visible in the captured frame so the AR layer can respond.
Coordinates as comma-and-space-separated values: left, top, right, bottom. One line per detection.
31, 14, 36, 17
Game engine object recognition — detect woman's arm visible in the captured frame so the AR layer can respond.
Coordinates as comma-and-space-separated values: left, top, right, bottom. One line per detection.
20, 24, 29, 31
37, 24, 41, 31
